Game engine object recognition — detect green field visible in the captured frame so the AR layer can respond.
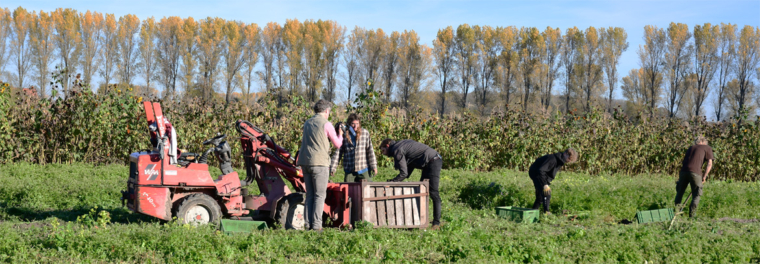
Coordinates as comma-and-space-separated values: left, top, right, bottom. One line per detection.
1, 163, 759, 263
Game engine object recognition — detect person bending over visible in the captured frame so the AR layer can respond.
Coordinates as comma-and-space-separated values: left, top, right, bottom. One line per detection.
674, 136, 714, 218
380, 138, 442, 229
528, 148, 578, 214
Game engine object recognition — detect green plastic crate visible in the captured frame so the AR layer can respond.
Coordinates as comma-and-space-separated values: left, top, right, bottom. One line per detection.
220, 219, 268, 234
636, 208, 675, 224
495, 206, 540, 223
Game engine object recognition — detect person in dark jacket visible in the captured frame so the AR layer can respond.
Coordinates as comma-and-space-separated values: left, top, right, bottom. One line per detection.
675, 136, 714, 218
379, 138, 442, 229
528, 148, 578, 214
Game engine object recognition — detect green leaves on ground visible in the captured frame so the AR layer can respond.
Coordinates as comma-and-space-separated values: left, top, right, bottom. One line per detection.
1, 163, 759, 263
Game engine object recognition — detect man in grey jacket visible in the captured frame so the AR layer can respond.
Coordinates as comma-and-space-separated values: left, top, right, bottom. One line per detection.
297, 99, 343, 231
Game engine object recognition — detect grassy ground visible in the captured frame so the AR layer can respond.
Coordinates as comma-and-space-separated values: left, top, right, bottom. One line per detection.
0, 163, 759, 263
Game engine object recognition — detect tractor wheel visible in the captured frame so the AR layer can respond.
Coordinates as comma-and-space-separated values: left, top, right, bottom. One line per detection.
174, 194, 222, 226
274, 192, 306, 230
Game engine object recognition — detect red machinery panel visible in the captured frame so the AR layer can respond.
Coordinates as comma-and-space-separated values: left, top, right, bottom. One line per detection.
221, 195, 247, 217
132, 153, 215, 187
325, 183, 351, 228
135, 186, 171, 220
152, 102, 166, 138
162, 163, 216, 186
215, 172, 242, 196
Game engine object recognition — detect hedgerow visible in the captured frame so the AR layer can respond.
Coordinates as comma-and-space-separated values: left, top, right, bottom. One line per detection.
1, 80, 758, 180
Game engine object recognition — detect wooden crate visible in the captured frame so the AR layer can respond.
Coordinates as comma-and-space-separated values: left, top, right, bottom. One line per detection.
343, 180, 429, 228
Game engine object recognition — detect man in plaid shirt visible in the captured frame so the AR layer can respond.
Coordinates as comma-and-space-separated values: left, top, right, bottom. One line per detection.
330, 114, 378, 182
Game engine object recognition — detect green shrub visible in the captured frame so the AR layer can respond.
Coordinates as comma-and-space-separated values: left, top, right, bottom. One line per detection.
1, 79, 759, 180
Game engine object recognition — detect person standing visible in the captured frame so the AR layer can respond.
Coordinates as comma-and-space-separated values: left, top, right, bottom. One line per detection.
379, 138, 442, 229
329, 114, 378, 182
528, 148, 579, 214
675, 136, 714, 218
297, 99, 343, 231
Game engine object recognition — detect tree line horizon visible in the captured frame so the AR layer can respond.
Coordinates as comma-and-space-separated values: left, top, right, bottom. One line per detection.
0, 6, 758, 121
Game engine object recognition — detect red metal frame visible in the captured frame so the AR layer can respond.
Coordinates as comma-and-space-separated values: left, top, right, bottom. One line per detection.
237, 120, 351, 228
125, 104, 352, 228
125, 102, 250, 221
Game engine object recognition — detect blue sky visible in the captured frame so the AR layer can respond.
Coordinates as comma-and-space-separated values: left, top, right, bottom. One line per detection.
4, 0, 760, 119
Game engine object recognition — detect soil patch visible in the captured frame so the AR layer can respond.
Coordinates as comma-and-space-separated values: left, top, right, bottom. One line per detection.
718, 217, 759, 223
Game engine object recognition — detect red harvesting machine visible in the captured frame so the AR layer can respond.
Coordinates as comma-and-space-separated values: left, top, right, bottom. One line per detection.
122, 102, 351, 229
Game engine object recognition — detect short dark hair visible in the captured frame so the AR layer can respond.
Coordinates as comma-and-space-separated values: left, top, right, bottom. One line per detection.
565, 148, 578, 163
380, 138, 395, 148
313, 99, 332, 114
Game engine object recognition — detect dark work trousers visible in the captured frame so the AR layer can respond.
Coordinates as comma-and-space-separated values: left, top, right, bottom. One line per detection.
344, 170, 373, 182
420, 157, 442, 225
674, 171, 703, 217
530, 176, 551, 212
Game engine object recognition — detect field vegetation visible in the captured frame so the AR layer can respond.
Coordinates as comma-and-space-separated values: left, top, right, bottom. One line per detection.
0, 6, 759, 263
0, 163, 759, 263
1, 81, 759, 180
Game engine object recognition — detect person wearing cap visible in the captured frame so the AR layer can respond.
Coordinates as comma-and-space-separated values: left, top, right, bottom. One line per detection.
674, 136, 714, 218
528, 148, 579, 214
379, 138, 442, 229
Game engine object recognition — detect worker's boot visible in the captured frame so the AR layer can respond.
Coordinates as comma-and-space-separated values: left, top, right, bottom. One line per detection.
688, 205, 697, 218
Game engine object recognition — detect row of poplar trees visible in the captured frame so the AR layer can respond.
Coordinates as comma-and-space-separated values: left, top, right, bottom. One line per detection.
624, 24, 759, 121
0, 7, 430, 107
0, 6, 758, 119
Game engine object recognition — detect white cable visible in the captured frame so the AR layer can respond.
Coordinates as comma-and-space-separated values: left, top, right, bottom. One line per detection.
170, 126, 177, 164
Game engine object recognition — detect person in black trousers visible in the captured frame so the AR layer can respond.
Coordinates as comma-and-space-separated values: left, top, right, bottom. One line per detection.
528, 148, 578, 214
379, 138, 442, 229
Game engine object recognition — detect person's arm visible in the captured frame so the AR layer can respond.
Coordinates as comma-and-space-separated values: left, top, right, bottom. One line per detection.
366, 132, 378, 175
329, 143, 343, 175
702, 147, 714, 183
539, 157, 557, 186
324, 122, 343, 149
389, 152, 409, 182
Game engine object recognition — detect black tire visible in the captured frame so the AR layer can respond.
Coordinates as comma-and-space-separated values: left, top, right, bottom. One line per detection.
274, 192, 306, 230
174, 193, 222, 226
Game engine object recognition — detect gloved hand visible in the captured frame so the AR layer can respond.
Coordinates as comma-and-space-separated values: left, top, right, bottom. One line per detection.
543, 185, 551, 196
